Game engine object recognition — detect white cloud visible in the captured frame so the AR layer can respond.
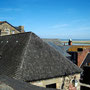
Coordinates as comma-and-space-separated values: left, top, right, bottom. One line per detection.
50, 24, 69, 29
74, 27, 90, 31
0, 17, 14, 21
0, 8, 22, 12
79, 27, 90, 30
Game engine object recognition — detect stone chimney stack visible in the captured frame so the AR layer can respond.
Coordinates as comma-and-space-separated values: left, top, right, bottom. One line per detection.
68, 39, 72, 45
18, 26, 24, 32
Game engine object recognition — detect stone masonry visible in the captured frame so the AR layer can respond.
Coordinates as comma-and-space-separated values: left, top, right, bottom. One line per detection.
30, 74, 80, 90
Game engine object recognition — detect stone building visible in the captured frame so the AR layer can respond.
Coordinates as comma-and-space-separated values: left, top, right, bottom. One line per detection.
0, 21, 24, 36
0, 32, 82, 90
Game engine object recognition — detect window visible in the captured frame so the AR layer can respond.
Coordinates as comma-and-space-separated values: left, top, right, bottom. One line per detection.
46, 83, 56, 88
12, 31, 15, 34
4, 28, 10, 35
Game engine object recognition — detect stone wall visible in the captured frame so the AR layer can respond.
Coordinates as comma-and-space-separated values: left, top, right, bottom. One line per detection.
30, 74, 80, 90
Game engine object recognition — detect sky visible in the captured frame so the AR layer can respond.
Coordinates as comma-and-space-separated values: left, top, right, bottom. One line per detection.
0, 0, 90, 39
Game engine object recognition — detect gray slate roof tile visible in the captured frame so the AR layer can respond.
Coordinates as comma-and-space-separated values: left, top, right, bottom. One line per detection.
0, 75, 57, 90
0, 32, 82, 82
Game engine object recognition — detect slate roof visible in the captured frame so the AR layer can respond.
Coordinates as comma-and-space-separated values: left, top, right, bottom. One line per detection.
81, 53, 90, 68
0, 75, 57, 90
42, 39, 63, 46
0, 32, 82, 82
45, 42, 71, 57
63, 45, 71, 52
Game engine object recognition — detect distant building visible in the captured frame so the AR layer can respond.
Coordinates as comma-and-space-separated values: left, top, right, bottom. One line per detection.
68, 45, 90, 68
0, 21, 24, 36
0, 32, 82, 89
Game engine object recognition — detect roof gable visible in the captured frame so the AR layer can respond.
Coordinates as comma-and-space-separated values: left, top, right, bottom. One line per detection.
0, 21, 20, 32
0, 32, 82, 81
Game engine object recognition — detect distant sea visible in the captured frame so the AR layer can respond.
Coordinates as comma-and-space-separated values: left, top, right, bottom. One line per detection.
60, 39, 90, 41
60, 39, 90, 45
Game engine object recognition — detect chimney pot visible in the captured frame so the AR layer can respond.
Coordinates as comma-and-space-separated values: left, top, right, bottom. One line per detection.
68, 39, 72, 45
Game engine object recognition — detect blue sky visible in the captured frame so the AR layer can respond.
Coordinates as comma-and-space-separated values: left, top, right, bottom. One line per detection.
0, 0, 90, 39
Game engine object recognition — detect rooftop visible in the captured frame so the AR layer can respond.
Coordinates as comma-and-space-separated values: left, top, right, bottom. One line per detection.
0, 75, 57, 90
68, 45, 90, 52
0, 32, 82, 82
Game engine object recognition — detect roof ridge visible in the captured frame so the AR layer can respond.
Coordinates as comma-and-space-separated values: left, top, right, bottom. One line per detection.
20, 32, 33, 69
14, 32, 33, 79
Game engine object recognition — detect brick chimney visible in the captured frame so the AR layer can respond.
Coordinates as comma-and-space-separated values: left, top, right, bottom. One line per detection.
68, 39, 72, 45
18, 26, 24, 32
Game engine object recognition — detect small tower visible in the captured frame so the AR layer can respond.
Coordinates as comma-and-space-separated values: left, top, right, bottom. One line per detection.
68, 39, 72, 45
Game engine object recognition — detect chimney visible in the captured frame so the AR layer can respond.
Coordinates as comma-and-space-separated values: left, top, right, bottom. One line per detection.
18, 26, 24, 32
68, 39, 72, 45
